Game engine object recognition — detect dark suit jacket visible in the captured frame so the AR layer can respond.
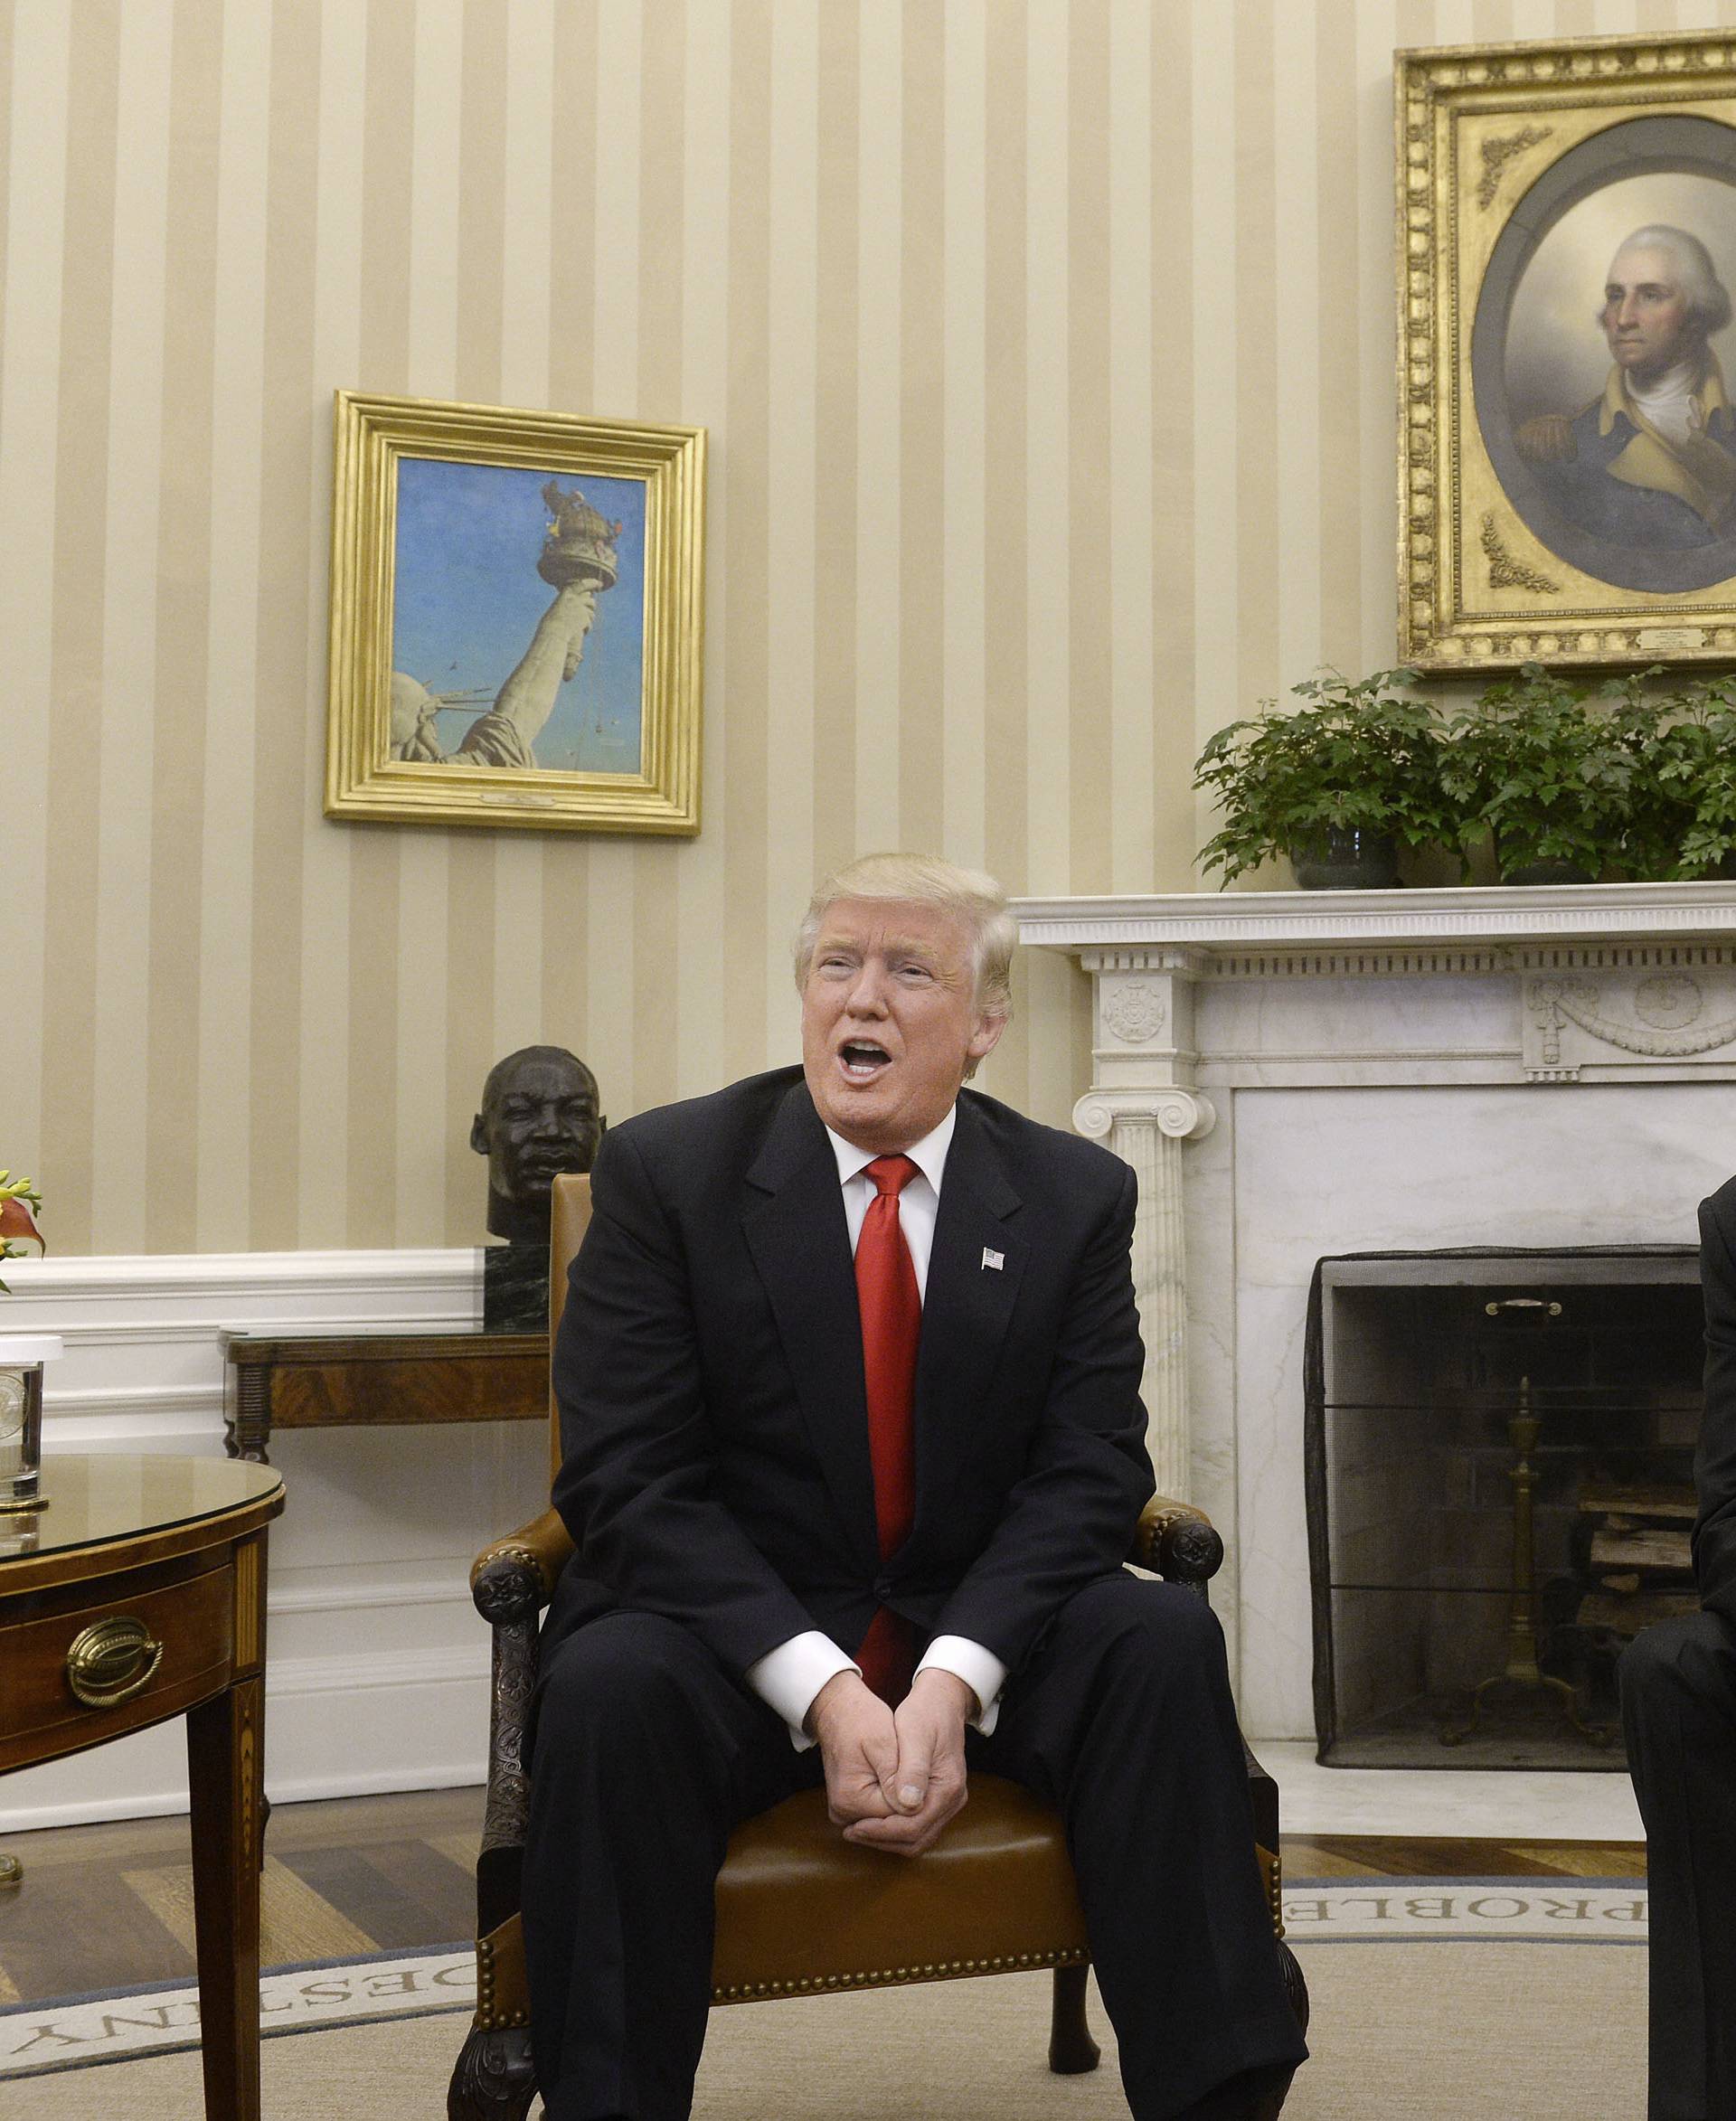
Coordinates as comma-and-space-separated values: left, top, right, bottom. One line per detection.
1694, 1177, 1736, 1623
540, 1067, 1153, 1684
1533, 401, 1736, 551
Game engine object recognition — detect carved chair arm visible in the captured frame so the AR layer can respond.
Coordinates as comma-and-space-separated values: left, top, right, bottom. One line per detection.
470, 1508, 575, 1626
471, 1508, 574, 1902
1132, 1494, 1224, 1587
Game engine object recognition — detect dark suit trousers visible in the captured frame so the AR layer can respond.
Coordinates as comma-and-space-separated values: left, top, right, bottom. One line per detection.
523, 1574, 1305, 2121
1622, 1610, 1736, 2119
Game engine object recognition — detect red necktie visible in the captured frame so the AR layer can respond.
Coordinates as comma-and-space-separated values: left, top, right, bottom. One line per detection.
854, 1154, 921, 1703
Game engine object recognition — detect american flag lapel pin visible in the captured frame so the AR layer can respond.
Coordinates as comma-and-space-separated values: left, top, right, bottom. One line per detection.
981, 1248, 1005, 1272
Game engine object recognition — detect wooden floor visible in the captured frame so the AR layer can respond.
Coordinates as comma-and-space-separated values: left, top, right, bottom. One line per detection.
0, 1786, 483, 2009
1282, 1833, 1645, 1880
0, 1786, 1644, 2008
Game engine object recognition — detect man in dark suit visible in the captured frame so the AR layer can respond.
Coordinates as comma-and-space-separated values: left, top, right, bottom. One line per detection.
1623, 1173, 1736, 2119
523, 853, 1306, 2121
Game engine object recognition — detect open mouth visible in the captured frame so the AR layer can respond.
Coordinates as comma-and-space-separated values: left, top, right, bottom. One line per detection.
837, 1040, 892, 1081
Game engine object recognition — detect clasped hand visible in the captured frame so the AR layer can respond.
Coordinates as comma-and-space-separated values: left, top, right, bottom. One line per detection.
806, 1666, 974, 1857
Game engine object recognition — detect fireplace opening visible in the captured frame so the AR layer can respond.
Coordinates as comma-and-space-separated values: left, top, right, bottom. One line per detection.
1306, 1248, 1702, 1770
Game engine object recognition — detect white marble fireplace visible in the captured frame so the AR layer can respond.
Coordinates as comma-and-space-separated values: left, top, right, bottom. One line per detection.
1015, 881, 1736, 1747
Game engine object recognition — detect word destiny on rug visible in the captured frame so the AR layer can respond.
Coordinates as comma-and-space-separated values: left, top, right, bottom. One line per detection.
1283, 1881, 1648, 1943
0, 1948, 476, 2079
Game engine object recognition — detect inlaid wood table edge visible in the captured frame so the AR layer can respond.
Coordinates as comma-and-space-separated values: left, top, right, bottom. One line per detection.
0, 1455, 286, 2121
221, 1328, 548, 1463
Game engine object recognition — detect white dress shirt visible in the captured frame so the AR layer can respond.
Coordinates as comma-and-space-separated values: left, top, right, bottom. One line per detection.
744, 1106, 1009, 1748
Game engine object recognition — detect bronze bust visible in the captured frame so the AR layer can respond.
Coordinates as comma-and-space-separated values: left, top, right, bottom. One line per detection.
471, 1047, 604, 1329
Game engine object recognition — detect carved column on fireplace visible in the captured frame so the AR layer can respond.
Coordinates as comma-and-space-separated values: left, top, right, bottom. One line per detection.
1067, 948, 1213, 1497
1074, 1087, 1214, 1495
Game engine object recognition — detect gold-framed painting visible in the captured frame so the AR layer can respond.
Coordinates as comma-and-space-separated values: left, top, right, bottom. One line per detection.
326, 391, 704, 833
1400, 32, 1736, 671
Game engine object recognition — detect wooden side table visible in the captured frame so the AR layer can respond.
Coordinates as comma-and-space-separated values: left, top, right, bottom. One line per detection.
0, 1454, 285, 2121
221, 1329, 547, 1463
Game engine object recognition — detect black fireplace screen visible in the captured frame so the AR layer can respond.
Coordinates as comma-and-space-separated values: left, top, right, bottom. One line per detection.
1305, 1248, 1702, 1771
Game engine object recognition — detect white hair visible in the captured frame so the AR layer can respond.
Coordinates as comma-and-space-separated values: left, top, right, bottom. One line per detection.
1605, 224, 1732, 336
793, 853, 1018, 1019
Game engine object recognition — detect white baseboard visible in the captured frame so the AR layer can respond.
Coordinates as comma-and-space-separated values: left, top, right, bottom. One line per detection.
0, 1646, 493, 1833
0, 1244, 543, 1831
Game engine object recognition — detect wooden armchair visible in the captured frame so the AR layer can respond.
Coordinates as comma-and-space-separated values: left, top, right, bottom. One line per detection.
448, 1174, 1307, 2121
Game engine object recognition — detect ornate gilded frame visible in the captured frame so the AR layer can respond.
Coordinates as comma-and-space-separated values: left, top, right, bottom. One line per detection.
1400, 32, 1736, 671
326, 391, 704, 833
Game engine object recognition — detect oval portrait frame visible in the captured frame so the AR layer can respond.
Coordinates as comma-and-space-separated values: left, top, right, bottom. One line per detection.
1472, 111, 1736, 597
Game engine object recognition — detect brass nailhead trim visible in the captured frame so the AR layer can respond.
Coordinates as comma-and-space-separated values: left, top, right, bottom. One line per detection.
474, 1937, 522, 2031
710, 1944, 1089, 2004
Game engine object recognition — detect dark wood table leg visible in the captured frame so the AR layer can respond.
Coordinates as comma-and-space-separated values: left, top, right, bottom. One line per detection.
225, 1364, 273, 1463
188, 1671, 265, 2121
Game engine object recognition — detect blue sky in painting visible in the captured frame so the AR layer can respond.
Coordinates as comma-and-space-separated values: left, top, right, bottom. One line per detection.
391, 457, 646, 774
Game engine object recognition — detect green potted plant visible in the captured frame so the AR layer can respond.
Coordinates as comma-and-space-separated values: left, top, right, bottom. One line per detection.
1439, 665, 1635, 884
1610, 674, 1736, 881
1193, 668, 1453, 889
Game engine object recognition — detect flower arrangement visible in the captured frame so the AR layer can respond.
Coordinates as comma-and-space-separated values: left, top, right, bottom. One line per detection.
0, 1174, 44, 1294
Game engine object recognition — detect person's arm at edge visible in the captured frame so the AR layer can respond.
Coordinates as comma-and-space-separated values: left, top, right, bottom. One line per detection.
1694, 1186, 1736, 1625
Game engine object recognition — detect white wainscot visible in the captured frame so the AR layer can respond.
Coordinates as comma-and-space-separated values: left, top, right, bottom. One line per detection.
0, 1248, 544, 1830
1015, 881, 1736, 1745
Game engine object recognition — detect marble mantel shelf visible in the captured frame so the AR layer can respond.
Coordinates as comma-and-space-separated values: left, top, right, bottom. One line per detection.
1012, 879, 1736, 957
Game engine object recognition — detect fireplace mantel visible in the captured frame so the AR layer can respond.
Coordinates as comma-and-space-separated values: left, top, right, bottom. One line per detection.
1014, 880, 1736, 957
1013, 883, 1736, 1741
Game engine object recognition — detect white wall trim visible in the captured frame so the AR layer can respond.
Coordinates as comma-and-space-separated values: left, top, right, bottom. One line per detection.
267, 1644, 490, 1698
269, 1577, 477, 1617
3, 1247, 477, 1301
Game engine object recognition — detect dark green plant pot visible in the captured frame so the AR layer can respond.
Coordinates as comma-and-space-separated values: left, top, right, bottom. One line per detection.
1288, 829, 1401, 891
1499, 857, 1598, 886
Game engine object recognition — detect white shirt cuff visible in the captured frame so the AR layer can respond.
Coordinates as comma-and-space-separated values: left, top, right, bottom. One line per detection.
744, 1630, 858, 1752
916, 1636, 1007, 1735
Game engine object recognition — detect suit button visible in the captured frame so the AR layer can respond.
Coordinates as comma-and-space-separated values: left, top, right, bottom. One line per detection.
873, 1578, 892, 1599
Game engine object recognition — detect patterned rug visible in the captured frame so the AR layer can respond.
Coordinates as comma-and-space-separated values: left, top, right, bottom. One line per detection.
0, 1881, 1652, 2120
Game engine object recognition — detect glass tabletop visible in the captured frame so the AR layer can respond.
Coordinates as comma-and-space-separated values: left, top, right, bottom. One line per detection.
0, 1453, 283, 1562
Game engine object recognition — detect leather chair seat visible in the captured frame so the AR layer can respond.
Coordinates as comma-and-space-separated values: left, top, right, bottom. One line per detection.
712, 1776, 1086, 2003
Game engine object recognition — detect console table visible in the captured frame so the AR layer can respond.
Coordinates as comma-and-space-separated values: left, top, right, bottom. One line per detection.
221, 1330, 547, 1464
0, 1452, 285, 2120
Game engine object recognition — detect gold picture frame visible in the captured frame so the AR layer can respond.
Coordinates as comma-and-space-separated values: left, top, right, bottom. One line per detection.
326, 390, 704, 833
1400, 31, 1736, 671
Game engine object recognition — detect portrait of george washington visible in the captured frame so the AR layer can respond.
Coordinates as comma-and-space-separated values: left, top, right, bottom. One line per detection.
1514, 223, 1736, 552
1478, 137, 1736, 597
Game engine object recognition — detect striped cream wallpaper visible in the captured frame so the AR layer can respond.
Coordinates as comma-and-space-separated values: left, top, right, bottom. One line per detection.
0, 0, 1694, 1255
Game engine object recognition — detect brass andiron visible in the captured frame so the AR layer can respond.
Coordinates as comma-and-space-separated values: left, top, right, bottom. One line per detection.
1442, 1377, 1614, 1748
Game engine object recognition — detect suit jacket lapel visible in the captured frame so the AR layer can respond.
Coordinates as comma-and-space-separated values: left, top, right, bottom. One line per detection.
741, 1082, 881, 1574
909, 1098, 1025, 1549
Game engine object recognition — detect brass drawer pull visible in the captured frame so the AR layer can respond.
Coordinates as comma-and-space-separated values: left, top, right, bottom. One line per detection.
65, 1617, 164, 1709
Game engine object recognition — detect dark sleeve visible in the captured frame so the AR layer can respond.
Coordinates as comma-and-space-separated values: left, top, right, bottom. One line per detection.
1694, 1189, 1736, 1622
930, 1159, 1154, 1668
549, 1126, 820, 1674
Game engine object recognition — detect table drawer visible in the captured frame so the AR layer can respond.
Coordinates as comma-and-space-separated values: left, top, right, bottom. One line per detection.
0, 1562, 234, 1768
